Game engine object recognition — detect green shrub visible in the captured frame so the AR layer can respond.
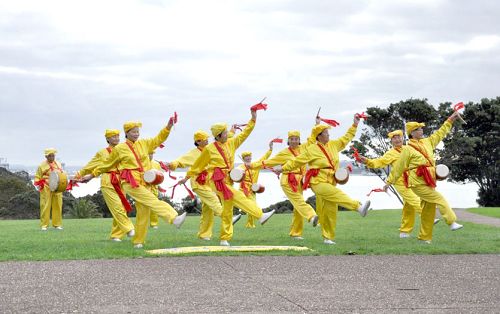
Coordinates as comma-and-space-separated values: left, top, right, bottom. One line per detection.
66, 199, 102, 219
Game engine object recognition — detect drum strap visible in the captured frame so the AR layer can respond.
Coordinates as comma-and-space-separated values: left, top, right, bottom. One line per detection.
214, 142, 231, 169
49, 162, 62, 172
125, 142, 144, 172
317, 144, 336, 171
408, 143, 434, 166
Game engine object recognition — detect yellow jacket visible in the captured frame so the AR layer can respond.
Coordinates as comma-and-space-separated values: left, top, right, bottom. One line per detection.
93, 127, 171, 186
238, 149, 272, 194
282, 124, 358, 186
187, 119, 255, 184
169, 147, 207, 190
35, 160, 63, 190
365, 148, 406, 187
387, 120, 453, 187
78, 146, 118, 189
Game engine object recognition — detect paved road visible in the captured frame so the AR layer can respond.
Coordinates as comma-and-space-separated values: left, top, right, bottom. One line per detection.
455, 208, 500, 227
1, 254, 499, 313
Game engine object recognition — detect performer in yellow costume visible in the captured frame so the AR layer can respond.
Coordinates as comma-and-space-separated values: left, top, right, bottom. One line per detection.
81, 119, 186, 249
278, 114, 371, 244
236, 142, 273, 228
168, 130, 224, 241
187, 109, 275, 246
360, 130, 423, 238
76, 129, 135, 241
261, 126, 320, 240
34, 148, 64, 230
384, 112, 463, 243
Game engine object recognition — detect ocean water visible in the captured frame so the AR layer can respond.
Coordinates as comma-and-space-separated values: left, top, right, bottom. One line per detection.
70, 171, 479, 209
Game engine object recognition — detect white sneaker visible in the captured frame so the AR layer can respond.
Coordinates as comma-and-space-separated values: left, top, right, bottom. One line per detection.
133, 243, 144, 249
127, 229, 135, 237
111, 238, 122, 242
55, 226, 63, 230
200, 237, 211, 241
151, 226, 159, 229
419, 240, 432, 244
173, 212, 187, 229
434, 218, 440, 225
358, 200, 371, 217
309, 215, 319, 227
259, 209, 276, 225
232, 213, 242, 225
399, 232, 410, 238
291, 236, 304, 240
220, 240, 230, 246
450, 222, 463, 231
41, 227, 47, 231
324, 239, 336, 245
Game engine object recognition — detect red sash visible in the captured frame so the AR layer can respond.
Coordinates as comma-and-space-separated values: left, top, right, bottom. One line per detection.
212, 142, 233, 200
287, 147, 300, 192
196, 170, 208, 185
122, 142, 144, 188
125, 142, 144, 172
110, 171, 133, 212
303, 143, 336, 189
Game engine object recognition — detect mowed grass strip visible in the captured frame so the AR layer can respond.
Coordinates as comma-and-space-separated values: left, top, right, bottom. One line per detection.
0, 210, 499, 261
467, 207, 500, 219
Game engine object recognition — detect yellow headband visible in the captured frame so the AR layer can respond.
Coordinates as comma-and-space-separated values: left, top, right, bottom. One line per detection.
288, 130, 300, 138
312, 124, 331, 139
105, 129, 120, 138
406, 122, 425, 135
388, 130, 403, 139
123, 121, 142, 133
44, 148, 57, 156
194, 130, 210, 142
241, 151, 252, 158
211, 123, 227, 137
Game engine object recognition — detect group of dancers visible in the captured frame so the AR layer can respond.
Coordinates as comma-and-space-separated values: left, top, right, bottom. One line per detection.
34, 101, 463, 248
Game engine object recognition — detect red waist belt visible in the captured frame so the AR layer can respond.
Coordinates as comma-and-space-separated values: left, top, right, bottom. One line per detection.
212, 167, 233, 200
287, 173, 300, 192
110, 171, 132, 213
196, 170, 208, 185
415, 165, 436, 188
120, 169, 140, 188
303, 169, 320, 190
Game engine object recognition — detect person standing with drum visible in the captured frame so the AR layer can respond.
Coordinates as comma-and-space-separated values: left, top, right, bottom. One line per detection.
235, 142, 273, 228
384, 112, 463, 243
276, 114, 371, 244
76, 129, 135, 241
260, 127, 320, 240
187, 107, 275, 246
167, 130, 224, 241
81, 119, 186, 249
34, 148, 64, 231
360, 130, 423, 238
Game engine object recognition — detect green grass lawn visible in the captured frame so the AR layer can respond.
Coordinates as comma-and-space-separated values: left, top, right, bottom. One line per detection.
467, 207, 500, 219
0, 210, 499, 261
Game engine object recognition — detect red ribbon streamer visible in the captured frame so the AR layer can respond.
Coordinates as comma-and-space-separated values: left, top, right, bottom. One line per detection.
158, 186, 167, 193
250, 103, 268, 111
320, 117, 340, 127
351, 146, 362, 162
34, 179, 47, 191
271, 138, 283, 143
159, 161, 177, 180
356, 112, 368, 120
367, 188, 385, 197
170, 182, 195, 200
453, 102, 464, 111
346, 164, 353, 173
66, 180, 79, 191
159, 143, 165, 149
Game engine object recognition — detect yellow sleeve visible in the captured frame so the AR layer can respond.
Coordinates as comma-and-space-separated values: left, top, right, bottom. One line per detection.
428, 120, 453, 149
187, 148, 210, 178
78, 151, 103, 177
330, 124, 357, 152
365, 150, 398, 169
93, 149, 120, 177
261, 149, 289, 167
282, 148, 312, 172
386, 148, 410, 185
231, 119, 255, 149
142, 126, 171, 153
35, 164, 44, 181
249, 149, 272, 169
169, 150, 195, 170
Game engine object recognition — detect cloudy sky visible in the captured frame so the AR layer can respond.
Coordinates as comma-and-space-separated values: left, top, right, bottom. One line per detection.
1, 0, 499, 166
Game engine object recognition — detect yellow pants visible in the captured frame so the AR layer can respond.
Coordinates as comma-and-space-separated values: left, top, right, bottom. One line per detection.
244, 193, 257, 228
39, 187, 62, 228
194, 187, 223, 239
311, 183, 360, 240
101, 186, 134, 239
122, 183, 178, 245
150, 212, 159, 227
411, 185, 457, 241
283, 184, 317, 237
211, 182, 263, 241
394, 184, 422, 233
